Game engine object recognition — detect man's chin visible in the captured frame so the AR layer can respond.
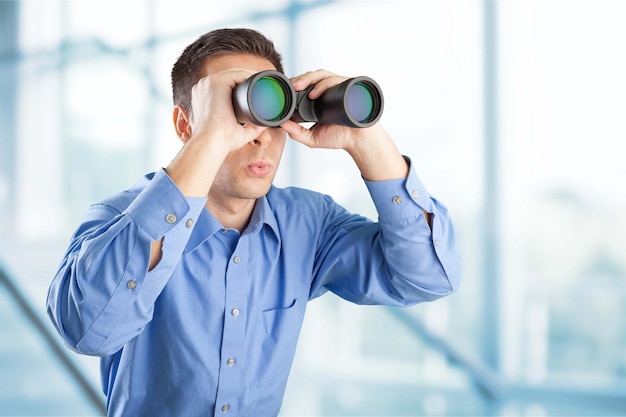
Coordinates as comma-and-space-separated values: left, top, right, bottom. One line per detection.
239, 182, 273, 200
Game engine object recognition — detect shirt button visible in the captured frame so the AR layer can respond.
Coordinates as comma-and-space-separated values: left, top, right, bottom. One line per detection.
412, 190, 419, 199
127, 280, 137, 290
165, 213, 177, 224
231, 308, 240, 317
221, 404, 229, 412
227, 358, 236, 367
434, 239, 439, 246
392, 196, 402, 205
233, 256, 240, 264
185, 218, 194, 228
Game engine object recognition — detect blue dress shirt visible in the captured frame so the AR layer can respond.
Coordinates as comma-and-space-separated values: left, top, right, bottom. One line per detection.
47, 158, 460, 417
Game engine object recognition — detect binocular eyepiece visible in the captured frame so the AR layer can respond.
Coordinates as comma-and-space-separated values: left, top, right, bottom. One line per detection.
232, 70, 384, 128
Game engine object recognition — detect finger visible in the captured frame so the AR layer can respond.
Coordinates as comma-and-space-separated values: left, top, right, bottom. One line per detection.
215, 69, 261, 91
281, 120, 315, 147
306, 76, 349, 99
290, 69, 335, 91
292, 72, 350, 100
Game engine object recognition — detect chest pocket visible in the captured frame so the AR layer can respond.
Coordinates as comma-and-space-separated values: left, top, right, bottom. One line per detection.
250, 298, 302, 387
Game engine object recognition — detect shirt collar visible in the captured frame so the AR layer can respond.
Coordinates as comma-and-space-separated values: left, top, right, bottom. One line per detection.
244, 193, 280, 239
184, 192, 280, 254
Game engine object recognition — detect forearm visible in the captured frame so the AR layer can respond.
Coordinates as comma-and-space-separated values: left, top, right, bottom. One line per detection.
363, 163, 460, 299
345, 126, 433, 226
345, 124, 408, 181
165, 134, 230, 198
46, 172, 206, 355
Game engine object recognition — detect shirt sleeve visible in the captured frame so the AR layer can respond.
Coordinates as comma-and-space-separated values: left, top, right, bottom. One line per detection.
310, 157, 461, 305
46, 169, 207, 356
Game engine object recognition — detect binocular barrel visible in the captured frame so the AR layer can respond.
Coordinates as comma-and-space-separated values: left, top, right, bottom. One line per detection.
232, 70, 384, 128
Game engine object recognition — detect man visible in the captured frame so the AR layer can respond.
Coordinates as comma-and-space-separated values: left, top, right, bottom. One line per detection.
47, 28, 460, 416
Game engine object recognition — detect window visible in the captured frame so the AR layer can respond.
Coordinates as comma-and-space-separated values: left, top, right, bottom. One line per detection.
1, 1, 624, 415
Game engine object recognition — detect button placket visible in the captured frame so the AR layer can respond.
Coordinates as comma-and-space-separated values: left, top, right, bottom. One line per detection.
217, 237, 248, 413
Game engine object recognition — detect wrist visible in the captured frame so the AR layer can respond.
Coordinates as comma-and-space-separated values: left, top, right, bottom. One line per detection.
346, 128, 408, 181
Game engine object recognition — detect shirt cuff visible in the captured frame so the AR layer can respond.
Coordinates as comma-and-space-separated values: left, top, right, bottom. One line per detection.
124, 169, 208, 242
364, 156, 435, 222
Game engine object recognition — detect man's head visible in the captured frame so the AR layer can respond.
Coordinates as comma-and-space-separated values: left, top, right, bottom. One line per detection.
170, 28, 289, 210
200, 53, 288, 205
171, 28, 284, 114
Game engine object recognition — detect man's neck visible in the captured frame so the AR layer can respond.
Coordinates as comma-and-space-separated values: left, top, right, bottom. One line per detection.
205, 196, 256, 233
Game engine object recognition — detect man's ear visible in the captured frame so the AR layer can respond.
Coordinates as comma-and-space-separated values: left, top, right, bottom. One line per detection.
173, 105, 192, 142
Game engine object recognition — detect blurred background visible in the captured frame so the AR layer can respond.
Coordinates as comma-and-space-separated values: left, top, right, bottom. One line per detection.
1, 0, 625, 416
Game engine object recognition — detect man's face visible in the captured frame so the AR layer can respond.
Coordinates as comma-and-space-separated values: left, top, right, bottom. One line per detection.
203, 54, 288, 204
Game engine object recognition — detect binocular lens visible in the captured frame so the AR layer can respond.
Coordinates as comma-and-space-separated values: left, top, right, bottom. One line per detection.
250, 77, 287, 121
232, 70, 296, 127
346, 82, 375, 123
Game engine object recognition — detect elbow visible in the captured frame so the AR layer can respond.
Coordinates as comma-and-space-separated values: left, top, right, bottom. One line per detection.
57, 324, 117, 357
46, 292, 109, 357
425, 257, 462, 300
50, 310, 140, 357
47, 285, 83, 353
394, 262, 461, 305
46, 304, 94, 356
46, 288, 80, 352
419, 242, 462, 300
415, 278, 458, 303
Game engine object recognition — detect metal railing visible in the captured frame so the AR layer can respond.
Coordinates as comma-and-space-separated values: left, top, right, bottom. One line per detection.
0, 263, 107, 413
387, 306, 626, 415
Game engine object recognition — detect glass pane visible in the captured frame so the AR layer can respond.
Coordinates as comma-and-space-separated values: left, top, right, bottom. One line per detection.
499, 0, 626, 389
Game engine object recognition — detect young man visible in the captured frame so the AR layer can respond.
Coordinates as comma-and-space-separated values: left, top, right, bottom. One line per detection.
47, 28, 461, 416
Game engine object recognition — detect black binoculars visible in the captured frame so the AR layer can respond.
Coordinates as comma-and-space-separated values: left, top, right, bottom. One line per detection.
232, 70, 384, 128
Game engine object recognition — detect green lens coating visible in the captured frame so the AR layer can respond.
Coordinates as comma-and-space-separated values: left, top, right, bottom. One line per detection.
346, 82, 374, 122
250, 77, 287, 121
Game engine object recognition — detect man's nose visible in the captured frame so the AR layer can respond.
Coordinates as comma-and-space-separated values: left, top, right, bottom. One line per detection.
251, 130, 273, 147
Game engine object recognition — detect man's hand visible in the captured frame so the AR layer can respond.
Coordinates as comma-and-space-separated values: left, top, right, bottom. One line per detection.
281, 69, 408, 182
167, 68, 272, 198
185, 69, 269, 153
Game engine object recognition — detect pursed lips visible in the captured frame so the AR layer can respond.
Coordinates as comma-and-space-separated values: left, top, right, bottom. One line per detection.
247, 161, 272, 177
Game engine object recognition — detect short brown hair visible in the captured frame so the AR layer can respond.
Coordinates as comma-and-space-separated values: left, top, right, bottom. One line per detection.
171, 28, 284, 113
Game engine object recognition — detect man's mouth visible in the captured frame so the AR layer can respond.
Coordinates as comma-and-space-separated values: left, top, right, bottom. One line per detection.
247, 162, 271, 177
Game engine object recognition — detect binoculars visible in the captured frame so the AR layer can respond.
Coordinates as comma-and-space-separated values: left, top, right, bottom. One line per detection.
232, 70, 384, 128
